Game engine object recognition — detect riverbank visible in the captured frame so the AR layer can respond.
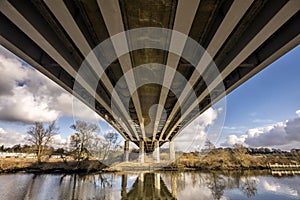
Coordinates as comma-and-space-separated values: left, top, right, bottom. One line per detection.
0, 158, 266, 174
176, 148, 300, 170
0, 158, 106, 174
1, 149, 299, 174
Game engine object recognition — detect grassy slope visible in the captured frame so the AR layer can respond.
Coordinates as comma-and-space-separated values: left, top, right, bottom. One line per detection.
1, 150, 299, 173
0, 158, 105, 173
177, 149, 300, 170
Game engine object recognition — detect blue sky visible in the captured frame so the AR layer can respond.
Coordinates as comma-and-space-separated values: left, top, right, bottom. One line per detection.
225, 45, 300, 127
218, 45, 300, 148
0, 45, 299, 150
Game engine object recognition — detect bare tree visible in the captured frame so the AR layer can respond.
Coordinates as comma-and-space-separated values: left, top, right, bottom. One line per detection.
203, 139, 216, 153
27, 121, 58, 163
69, 120, 99, 163
102, 131, 120, 160
89, 131, 120, 161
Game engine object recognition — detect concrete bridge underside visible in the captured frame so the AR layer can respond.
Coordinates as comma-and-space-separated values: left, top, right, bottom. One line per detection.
0, 0, 299, 160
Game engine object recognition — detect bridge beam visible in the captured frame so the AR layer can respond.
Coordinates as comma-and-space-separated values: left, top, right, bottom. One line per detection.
0, 1, 298, 155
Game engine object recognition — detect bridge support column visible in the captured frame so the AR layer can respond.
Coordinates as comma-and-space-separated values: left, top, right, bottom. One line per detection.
121, 174, 127, 198
169, 140, 175, 161
123, 140, 129, 162
139, 141, 145, 163
153, 140, 160, 163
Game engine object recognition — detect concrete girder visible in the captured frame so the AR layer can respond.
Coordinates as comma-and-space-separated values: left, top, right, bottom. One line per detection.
97, 0, 146, 141
0, 0, 299, 151
160, 0, 254, 140
0, 0, 136, 141
153, 0, 200, 141
44, 0, 139, 141
165, 0, 300, 138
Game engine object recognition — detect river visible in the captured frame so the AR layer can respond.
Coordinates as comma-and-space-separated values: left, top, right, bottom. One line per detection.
0, 171, 299, 199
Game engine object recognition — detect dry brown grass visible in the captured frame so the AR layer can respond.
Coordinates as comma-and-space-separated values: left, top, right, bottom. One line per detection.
177, 150, 300, 170
0, 157, 105, 173
0, 158, 36, 171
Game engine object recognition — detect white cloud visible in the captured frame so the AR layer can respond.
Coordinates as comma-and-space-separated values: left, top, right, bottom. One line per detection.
221, 134, 247, 147
0, 85, 60, 122
221, 111, 300, 148
52, 134, 68, 149
252, 118, 276, 124
0, 128, 26, 147
0, 126, 69, 149
222, 126, 246, 134
0, 46, 102, 123
296, 110, 300, 117
175, 107, 219, 152
245, 119, 300, 147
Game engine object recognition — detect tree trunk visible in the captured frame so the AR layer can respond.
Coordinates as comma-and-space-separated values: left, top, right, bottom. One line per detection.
37, 145, 42, 163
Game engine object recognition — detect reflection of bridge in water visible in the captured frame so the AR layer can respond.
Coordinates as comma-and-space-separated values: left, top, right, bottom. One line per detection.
120, 172, 260, 200
1, 172, 300, 199
121, 173, 178, 199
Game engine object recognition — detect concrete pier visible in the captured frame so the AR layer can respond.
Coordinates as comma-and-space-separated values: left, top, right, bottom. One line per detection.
169, 140, 175, 161
123, 140, 129, 162
1, 1, 297, 163
153, 140, 160, 162
139, 141, 145, 163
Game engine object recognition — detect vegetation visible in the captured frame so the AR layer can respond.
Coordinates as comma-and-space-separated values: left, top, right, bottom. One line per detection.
26, 121, 58, 163
0, 157, 105, 174
1, 144, 300, 173
0, 119, 124, 173
69, 120, 99, 163
69, 120, 121, 165
1, 121, 300, 173
177, 145, 300, 170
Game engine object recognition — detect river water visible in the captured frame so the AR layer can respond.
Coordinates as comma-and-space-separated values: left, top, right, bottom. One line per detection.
0, 171, 299, 200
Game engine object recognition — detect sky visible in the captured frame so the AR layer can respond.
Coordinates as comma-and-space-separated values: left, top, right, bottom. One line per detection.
0, 44, 299, 151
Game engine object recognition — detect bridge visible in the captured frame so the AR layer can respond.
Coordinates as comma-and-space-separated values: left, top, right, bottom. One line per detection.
0, 0, 299, 163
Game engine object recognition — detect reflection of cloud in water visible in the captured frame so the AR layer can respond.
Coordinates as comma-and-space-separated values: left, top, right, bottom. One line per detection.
161, 173, 228, 200
261, 178, 299, 197
0, 172, 299, 199
161, 172, 300, 200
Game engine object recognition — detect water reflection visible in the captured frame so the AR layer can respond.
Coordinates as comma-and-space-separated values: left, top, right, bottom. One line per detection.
122, 173, 175, 199
0, 172, 299, 199
159, 172, 257, 200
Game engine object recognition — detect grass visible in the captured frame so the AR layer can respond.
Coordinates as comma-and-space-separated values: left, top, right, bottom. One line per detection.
176, 149, 300, 170
1, 149, 299, 173
0, 157, 106, 174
